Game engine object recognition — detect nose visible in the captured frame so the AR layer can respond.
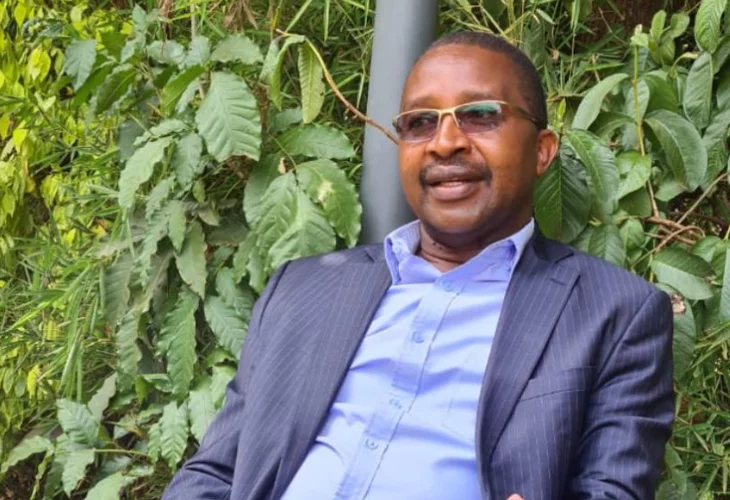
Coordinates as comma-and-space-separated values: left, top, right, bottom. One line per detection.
425, 112, 471, 158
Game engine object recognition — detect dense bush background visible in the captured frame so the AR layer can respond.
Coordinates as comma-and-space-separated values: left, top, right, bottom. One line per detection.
0, 0, 728, 498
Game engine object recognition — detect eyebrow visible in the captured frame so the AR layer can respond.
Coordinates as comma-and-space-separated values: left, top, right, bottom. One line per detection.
401, 91, 500, 111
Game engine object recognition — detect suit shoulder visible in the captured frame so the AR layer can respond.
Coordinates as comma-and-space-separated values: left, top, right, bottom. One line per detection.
279, 244, 382, 274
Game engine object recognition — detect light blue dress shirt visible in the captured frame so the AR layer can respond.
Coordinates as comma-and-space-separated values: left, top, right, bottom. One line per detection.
282, 219, 535, 500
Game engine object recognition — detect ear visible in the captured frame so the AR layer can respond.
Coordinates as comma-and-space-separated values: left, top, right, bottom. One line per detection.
535, 129, 558, 177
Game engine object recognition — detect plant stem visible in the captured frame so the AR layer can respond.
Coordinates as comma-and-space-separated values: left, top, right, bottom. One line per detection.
632, 45, 646, 157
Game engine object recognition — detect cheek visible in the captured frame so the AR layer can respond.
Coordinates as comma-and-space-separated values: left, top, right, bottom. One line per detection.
398, 148, 423, 199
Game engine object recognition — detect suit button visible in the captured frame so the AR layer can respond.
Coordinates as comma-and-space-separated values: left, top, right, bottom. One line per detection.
365, 439, 379, 450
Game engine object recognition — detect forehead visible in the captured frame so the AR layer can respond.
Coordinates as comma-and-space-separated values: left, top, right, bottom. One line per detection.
401, 44, 521, 111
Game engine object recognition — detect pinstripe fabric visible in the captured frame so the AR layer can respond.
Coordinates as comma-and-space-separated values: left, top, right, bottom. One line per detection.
163, 233, 674, 500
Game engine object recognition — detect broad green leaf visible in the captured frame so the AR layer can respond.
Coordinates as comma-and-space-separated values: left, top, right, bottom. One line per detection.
159, 401, 189, 471
103, 252, 133, 327
270, 107, 303, 132
205, 295, 248, 357
617, 152, 652, 199
211, 365, 236, 406
118, 120, 145, 162
673, 303, 697, 379
118, 137, 172, 209
216, 267, 254, 321
645, 110, 707, 190
703, 107, 730, 147
650, 10, 666, 42
147, 421, 162, 462
644, 73, 679, 114
695, 0, 726, 53
591, 111, 633, 139
269, 190, 336, 269
587, 224, 626, 267
147, 40, 186, 66
173, 133, 204, 188
278, 124, 356, 159
159, 288, 199, 398
244, 155, 283, 225
1, 436, 52, 474
88, 373, 117, 421
146, 177, 174, 222
136, 205, 171, 283
565, 129, 619, 215
651, 247, 715, 300
168, 200, 187, 252
162, 66, 205, 115
84, 471, 136, 500
534, 153, 592, 242
253, 173, 298, 256
718, 66, 730, 110
185, 36, 210, 67
721, 248, 730, 320
714, 36, 730, 71
704, 142, 729, 186
195, 72, 262, 162
63, 40, 96, 90
259, 39, 279, 83
296, 159, 361, 247
188, 379, 216, 442
211, 35, 263, 64
269, 35, 305, 108
572, 73, 629, 130
62, 448, 95, 496
116, 310, 142, 388
175, 221, 207, 298
620, 219, 646, 250
667, 13, 690, 39
683, 52, 714, 129
298, 44, 325, 123
95, 65, 136, 114
57, 399, 99, 446
144, 120, 189, 141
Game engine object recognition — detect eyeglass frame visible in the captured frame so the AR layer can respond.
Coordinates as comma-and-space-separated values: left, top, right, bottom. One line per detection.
392, 99, 544, 143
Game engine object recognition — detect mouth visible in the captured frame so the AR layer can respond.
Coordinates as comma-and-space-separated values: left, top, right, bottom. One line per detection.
426, 178, 483, 201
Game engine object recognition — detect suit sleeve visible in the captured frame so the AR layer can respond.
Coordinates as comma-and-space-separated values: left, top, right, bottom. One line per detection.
568, 289, 675, 499
162, 263, 289, 500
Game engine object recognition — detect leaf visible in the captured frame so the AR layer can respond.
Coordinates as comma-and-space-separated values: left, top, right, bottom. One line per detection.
269, 190, 336, 270
587, 224, 626, 267
168, 200, 187, 252
188, 379, 217, 442
205, 296, 248, 357
644, 73, 679, 114
695, 0, 726, 53
103, 252, 133, 327
534, 152, 592, 242
651, 247, 715, 300
57, 399, 99, 446
591, 111, 633, 139
667, 12, 690, 39
572, 73, 629, 130
84, 471, 136, 500
185, 36, 210, 67
158, 288, 199, 398
704, 142, 729, 186
136, 205, 171, 283
147, 40, 186, 66
617, 151, 652, 199
175, 221, 207, 298
88, 373, 117, 421
172, 133, 204, 188
298, 44, 325, 123
644, 110, 708, 190
244, 155, 283, 225
620, 219, 646, 250
116, 310, 142, 388
253, 173, 299, 254
269, 35, 305, 108
159, 401, 189, 471
118, 137, 172, 210
270, 107, 303, 133
162, 66, 205, 115
95, 65, 136, 114
146, 177, 174, 222
62, 448, 95, 496
721, 247, 730, 321
673, 303, 697, 380
650, 10, 666, 42
211, 35, 263, 64
196, 72, 261, 162
63, 40, 97, 90
565, 129, 619, 216
147, 422, 162, 462
683, 52, 714, 130
1, 436, 52, 474
216, 268, 254, 321
278, 124, 356, 159
296, 159, 361, 246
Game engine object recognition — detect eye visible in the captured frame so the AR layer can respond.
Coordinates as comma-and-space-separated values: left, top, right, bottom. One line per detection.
458, 102, 503, 131
405, 112, 438, 131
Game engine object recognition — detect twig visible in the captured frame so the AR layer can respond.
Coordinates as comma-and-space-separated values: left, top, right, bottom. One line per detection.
651, 224, 701, 255
647, 182, 660, 218
646, 232, 695, 246
675, 173, 728, 227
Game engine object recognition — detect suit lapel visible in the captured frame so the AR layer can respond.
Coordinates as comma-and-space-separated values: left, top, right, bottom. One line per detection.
273, 256, 391, 497
476, 235, 578, 474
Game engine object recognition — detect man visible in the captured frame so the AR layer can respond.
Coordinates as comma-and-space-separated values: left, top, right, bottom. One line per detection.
164, 32, 673, 500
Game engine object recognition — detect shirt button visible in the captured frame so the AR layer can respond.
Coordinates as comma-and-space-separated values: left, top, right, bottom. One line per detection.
389, 398, 402, 409
412, 333, 425, 343
441, 280, 455, 292
365, 439, 379, 450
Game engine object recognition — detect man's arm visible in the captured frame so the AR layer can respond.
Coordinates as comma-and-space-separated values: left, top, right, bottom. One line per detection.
162, 263, 288, 500
568, 289, 675, 499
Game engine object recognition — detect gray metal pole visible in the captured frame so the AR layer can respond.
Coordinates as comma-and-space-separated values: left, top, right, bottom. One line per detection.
360, 0, 439, 244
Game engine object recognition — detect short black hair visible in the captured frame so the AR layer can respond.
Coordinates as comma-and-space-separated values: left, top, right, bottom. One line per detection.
424, 31, 548, 130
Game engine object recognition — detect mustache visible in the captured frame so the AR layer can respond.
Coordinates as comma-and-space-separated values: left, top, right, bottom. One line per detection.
418, 158, 492, 187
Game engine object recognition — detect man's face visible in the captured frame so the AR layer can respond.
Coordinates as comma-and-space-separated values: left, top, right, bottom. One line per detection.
397, 44, 557, 247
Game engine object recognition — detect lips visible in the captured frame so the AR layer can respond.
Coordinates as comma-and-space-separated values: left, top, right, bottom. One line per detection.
421, 165, 487, 201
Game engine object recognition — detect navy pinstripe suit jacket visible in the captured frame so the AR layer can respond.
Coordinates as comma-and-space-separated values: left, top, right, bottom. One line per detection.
164, 233, 674, 500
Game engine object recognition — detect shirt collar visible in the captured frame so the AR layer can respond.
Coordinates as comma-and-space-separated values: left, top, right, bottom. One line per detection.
384, 219, 535, 285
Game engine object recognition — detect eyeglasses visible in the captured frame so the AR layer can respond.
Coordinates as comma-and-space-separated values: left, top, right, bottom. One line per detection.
392, 100, 542, 143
